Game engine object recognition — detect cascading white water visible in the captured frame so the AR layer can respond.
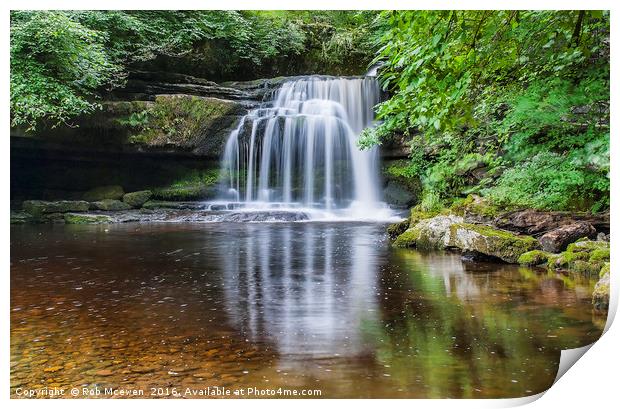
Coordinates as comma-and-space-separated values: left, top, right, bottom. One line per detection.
219, 75, 390, 218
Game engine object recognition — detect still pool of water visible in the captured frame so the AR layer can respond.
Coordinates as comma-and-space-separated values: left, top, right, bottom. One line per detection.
10, 223, 605, 398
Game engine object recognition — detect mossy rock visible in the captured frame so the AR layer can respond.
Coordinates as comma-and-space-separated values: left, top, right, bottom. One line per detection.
123, 190, 152, 208
552, 239, 610, 276
83, 185, 125, 201
152, 185, 216, 201
589, 248, 610, 263
387, 218, 410, 240
449, 195, 500, 219
393, 228, 421, 248
448, 223, 540, 263
408, 205, 440, 227
517, 250, 552, 266
592, 264, 610, 311
566, 239, 609, 253
10, 211, 35, 224
122, 95, 245, 156
393, 215, 463, 250
23, 200, 90, 216
64, 213, 113, 224
92, 199, 132, 211
571, 260, 604, 277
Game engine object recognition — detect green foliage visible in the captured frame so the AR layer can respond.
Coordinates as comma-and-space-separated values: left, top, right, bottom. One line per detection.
485, 151, 607, 211
11, 10, 377, 130
368, 10, 609, 212
10, 11, 122, 129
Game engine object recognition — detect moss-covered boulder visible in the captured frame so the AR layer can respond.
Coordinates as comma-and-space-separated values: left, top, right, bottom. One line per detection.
592, 263, 610, 311
394, 215, 463, 249
23, 200, 90, 216
122, 190, 152, 208
92, 199, 132, 211
551, 239, 609, 277
83, 185, 125, 201
448, 223, 540, 263
387, 218, 410, 240
517, 250, 552, 266
64, 213, 113, 224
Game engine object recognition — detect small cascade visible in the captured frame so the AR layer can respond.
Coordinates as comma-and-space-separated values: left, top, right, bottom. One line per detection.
219, 75, 390, 218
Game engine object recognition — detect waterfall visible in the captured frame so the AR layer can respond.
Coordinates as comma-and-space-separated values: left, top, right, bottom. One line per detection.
219, 75, 389, 218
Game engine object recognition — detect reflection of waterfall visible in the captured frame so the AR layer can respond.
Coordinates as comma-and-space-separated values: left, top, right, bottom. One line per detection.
221, 224, 380, 357
219, 76, 385, 215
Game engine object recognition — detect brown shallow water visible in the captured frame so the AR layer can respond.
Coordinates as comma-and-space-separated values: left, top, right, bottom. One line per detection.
10, 222, 605, 398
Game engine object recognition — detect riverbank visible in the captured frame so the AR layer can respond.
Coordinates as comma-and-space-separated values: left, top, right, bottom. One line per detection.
387, 195, 610, 312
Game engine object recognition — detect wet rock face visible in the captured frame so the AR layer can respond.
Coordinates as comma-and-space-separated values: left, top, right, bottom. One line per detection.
22, 200, 90, 216
539, 222, 596, 253
383, 181, 417, 208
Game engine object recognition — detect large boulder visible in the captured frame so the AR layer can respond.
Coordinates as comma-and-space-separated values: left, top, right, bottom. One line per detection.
448, 223, 540, 263
23, 200, 90, 216
83, 185, 125, 201
592, 263, 610, 311
123, 190, 152, 208
539, 222, 596, 252
394, 215, 463, 249
92, 199, 132, 211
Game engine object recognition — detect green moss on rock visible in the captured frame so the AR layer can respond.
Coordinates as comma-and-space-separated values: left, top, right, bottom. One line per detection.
64, 213, 113, 224
592, 263, 610, 311
124, 95, 244, 148
517, 250, 552, 266
387, 218, 410, 240
83, 185, 125, 201
589, 248, 610, 262
393, 228, 420, 248
122, 190, 152, 208
448, 223, 540, 263
23, 200, 90, 216
152, 169, 220, 201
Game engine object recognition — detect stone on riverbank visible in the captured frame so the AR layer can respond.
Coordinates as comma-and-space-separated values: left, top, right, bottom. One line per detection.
539, 222, 596, 252
64, 213, 113, 224
23, 200, 90, 216
448, 223, 540, 263
551, 239, 610, 277
122, 190, 152, 208
142, 201, 208, 210
10, 211, 34, 224
92, 199, 132, 211
83, 185, 125, 201
393, 215, 463, 249
592, 263, 610, 311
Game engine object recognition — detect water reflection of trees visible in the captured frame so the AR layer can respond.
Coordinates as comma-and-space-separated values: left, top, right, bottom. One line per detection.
365, 249, 602, 398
